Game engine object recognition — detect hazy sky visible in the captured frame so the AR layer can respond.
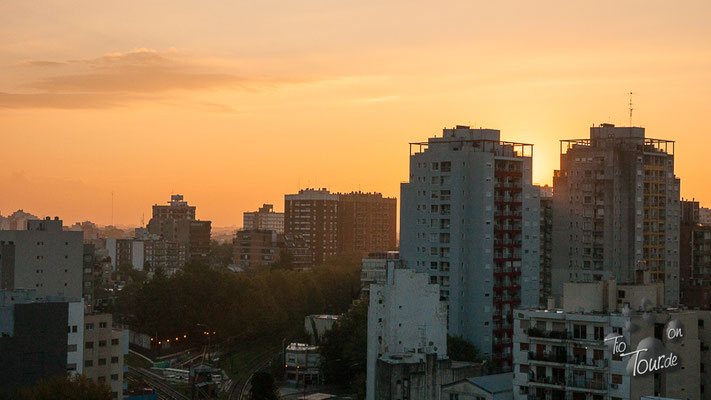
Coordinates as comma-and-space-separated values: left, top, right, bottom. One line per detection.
2, 0, 710, 226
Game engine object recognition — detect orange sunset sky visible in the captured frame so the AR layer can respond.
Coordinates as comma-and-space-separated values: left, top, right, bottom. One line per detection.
1, 0, 710, 227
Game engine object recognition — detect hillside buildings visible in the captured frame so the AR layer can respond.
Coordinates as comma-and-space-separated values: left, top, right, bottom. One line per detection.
551, 124, 681, 306
243, 204, 284, 233
0, 217, 83, 299
399, 125, 540, 368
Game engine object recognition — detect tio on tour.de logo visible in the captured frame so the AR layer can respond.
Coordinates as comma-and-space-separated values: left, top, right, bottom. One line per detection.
604, 319, 684, 377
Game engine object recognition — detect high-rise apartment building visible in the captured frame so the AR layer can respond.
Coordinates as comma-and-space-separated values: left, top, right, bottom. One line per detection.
0, 217, 84, 299
337, 192, 397, 255
243, 204, 284, 233
400, 126, 540, 368
551, 124, 681, 305
285, 188, 339, 266
680, 199, 711, 309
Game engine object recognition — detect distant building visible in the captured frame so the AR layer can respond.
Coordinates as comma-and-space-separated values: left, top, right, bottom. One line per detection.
366, 263, 449, 400
284, 343, 321, 385
680, 199, 711, 309
538, 185, 553, 306
304, 314, 339, 343
513, 280, 709, 400
442, 373, 513, 400
285, 189, 339, 267
337, 192, 397, 255
400, 125, 540, 368
0, 209, 39, 230
232, 229, 310, 270
243, 204, 284, 233
0, 217, 84, 299
83, 313, 128, 399
552, 124, 681, 305
0, 289, 84, 395
145, 195, 212, 272
360, 251, 400, 295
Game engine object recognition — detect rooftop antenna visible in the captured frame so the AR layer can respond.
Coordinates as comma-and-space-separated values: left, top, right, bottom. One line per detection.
628, 91, 634, 126
111, 191, 114, 226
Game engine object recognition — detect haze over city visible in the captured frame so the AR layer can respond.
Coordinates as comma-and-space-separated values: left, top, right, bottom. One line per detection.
2, 0, 711, 227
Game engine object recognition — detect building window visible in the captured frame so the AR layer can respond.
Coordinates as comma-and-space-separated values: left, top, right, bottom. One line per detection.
86, 323, 94, 330
612, 374, 622, 384
68, 344, 77, 352
99, 322, 107, 329
573, 324, 587, 339
97, 376, 105, 383
98, 358, 106, 366
111, 374, 119, 381
67, 363, 77, 371
111, 338, 119, 346
111, 356, 119, 364
99, 340, 106, 347
84, 360, 93, 367
85, 341, 94, 349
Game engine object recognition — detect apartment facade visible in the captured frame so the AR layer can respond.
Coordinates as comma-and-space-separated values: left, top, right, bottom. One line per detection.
0, 290, 84, 395
337, 192, 397, 255
233, 229, 310, 270
400, 125, 540, 368
83, 313, 127, 399
366, 264, 448, 400
0, 217, 83, 299
538, 185, 554, 305
285, 188, 339, 266
680, 199, 711, 309
551, 124, 681, 305
243, 203, 284, 233
513, 280, 708, 400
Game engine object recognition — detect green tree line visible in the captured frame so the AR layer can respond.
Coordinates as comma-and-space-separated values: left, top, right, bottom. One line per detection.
115, 254, 362, 344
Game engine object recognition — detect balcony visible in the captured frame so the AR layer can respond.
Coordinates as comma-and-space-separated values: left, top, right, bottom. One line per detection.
528, 328, 570, 341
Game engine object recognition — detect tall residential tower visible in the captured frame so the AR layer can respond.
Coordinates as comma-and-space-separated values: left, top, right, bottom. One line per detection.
551, 124, 680, 305
400, 126, 540, 369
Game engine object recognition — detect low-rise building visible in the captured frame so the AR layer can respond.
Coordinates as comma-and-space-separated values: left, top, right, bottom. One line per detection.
304, 314, 339, 343
284, 343, 321, 385
442, 372, 514, 400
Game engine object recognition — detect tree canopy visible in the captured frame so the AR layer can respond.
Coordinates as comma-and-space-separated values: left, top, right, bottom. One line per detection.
115, 255, 361, 345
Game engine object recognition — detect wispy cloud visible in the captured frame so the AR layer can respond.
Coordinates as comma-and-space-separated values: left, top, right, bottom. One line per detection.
0, 48, 318, 109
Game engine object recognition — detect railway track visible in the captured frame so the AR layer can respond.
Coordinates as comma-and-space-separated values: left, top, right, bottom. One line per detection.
127, 365, 190, 400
